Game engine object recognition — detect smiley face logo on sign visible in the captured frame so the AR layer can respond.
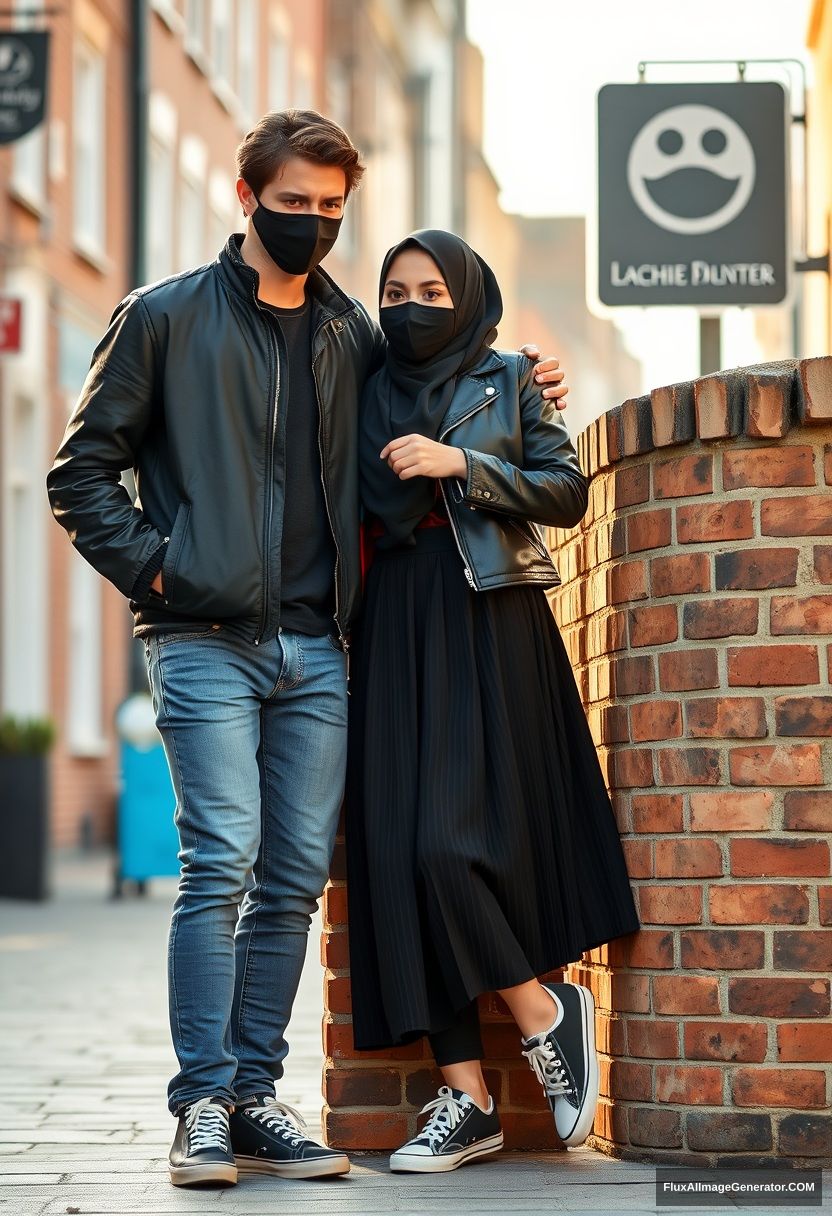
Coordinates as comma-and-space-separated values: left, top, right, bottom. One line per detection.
626, 103, 756, 236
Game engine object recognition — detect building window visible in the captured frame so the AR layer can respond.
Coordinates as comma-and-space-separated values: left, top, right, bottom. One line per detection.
73, 39, 106, 260
208, 168, 234, 257
178, 174, 205, 272
147, 135, 175, 281
211, 0, 232, 87
270, 9, 291, 113
237, 0, 257, 120
67, 549, 105, 756
185, 0, 206, 57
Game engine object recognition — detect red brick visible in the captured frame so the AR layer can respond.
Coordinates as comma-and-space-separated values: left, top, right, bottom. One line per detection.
653, 974, 720, 1015
613, 747, 654, 788
722, 446, 816, 489
325, 975, 352, 1015
607, 930, 675, 969
639, 885, 702, 925
610, 972, 651, 1013
599, 1059, 650, 1104
627, 1018, 680, 1059
500, 1110, 565, 1150
729, 744, 823, 787
659, 648, 719, 691
657, 746, 721, 786
321, 930, 350, 971
324, 1021, 424, 1062
797, 360, 832, 424
746, 376, 791, 438
628, 1106, 683, 1148
324, 1109, 409, 1151
761, 494, 832, 536
655, 1064, 723, 1105
694, 376, 734, 440
715, 547, 799, 590
631, 793, 684, 832
777, 1112, 831, 1157
677, 500, 753, 543
777, 1024, 832, 1063
622, 838, 653, 878
709, 883, 810, 925
826, 441, 832, 482
773, 931, 832, 973
630, 700, 682, 742
686, 698, 767, 740
771, 595, 832, 636
820, 886, 832, 926
324, 1067, 401, 1107
613, 463, 650, 507
775, 696, 832, 737
683, 598, 758, 639
729, 977, 830, 1018
650, 552, 710, 598
613, 654, 655, 696
628, 604, 678, 647
730, 837, 830, 877
685, 1021, 767, 1063
680, 929, 764, 969
813, 545, 832, 583
323, 884, 348, 927
609, 559, 648, 605
727, 644, 819, 687
627, 508, 672, 552
783, 791, 832, 832
690, 790, 773, 832
599, 703, 629, 744
731, 1068, 826, 1109
654, 454, 713, 499
655, 838, 723, 878
687, 1111, 772, 1152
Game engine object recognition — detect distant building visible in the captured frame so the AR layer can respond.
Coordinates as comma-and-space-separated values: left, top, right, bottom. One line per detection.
804, 0, 832, 355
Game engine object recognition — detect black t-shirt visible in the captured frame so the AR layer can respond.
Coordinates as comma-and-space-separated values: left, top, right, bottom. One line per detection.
262, 295, 337, 636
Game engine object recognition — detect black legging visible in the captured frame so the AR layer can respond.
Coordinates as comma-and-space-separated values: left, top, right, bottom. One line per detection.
427, 999, 485, 1066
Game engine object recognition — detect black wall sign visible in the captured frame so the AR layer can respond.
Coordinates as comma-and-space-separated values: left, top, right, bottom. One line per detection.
0, 30, 49, 145
595, 81, 790, 308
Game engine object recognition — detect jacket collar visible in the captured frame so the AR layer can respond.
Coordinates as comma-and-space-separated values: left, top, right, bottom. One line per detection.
439, 347, 507, 436
217, 232, 355, 322
464, 347, 507, 379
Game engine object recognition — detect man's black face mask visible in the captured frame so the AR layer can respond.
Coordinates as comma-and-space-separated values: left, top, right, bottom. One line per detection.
251, 196, 342, 275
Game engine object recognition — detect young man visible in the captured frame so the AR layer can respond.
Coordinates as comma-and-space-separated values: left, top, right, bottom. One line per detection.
47, 110, 570, 1188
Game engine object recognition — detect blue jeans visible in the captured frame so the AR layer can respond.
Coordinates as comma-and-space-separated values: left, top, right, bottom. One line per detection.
143, 626, 347, 1115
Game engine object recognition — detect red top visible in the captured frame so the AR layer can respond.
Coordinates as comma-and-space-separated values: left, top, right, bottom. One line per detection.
360, 481, 450, 585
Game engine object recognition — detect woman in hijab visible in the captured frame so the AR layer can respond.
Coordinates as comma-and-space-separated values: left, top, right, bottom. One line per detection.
345, 230, 640, 1174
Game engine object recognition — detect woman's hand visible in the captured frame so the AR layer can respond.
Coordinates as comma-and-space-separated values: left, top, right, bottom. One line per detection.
380, 435, 468, 480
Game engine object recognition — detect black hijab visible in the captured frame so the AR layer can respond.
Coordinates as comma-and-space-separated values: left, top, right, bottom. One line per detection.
360, 229, 503, 547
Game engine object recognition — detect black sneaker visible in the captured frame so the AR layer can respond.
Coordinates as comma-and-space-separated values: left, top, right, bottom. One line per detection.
230, 1094, 350, 1178
169, 1096, 237, 1187
389, 1086, 503, 1173
521, 981, 599, 1147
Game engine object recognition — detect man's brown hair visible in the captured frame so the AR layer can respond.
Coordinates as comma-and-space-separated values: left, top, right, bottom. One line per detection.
236, 109, 365, 198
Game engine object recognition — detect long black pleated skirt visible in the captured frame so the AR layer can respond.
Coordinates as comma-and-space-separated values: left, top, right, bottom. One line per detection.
344, 525, 641, 1052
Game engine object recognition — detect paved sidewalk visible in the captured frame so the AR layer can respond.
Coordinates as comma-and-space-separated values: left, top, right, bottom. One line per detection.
0, 852, 823, 1216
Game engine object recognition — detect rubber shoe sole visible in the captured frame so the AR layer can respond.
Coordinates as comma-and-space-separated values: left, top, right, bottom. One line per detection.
389, 1131, 503, 1173
169, 1160, 238, 1187
235, 1151, 350, 1178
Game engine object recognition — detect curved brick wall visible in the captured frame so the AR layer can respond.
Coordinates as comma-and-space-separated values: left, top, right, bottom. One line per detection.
322, 356, 832, 1167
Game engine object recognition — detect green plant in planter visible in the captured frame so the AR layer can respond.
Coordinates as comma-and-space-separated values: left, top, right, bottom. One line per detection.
0, 714, 56, 754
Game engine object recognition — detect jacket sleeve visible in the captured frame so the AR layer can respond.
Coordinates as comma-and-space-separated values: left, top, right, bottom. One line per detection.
352, 296, 387, 374
456, 354, 589, 529
46, 293, 170, 600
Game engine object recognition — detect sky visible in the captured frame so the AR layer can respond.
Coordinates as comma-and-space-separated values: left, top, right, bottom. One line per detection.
466, 0, 816, 394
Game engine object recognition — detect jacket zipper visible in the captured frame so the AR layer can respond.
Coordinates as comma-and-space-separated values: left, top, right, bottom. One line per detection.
438, 393, 495, 590
254, 306, 281, 645
311, 318, 349, 674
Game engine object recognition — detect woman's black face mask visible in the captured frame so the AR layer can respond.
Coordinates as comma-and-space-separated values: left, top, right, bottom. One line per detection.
251, 195, 342, 275
379, 301, 456, 364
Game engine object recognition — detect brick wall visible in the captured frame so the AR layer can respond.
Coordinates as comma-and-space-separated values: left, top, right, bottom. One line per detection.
322, 357, 832, 1167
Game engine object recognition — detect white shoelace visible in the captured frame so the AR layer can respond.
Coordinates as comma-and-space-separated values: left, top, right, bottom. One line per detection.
416, 1086, 470, 1149
184, 1097, 230, 1151
522, 1038, 573, 1098
245, 1099, 312, 1148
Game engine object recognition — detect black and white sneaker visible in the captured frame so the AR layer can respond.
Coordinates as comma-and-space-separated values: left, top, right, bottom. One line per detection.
230, 1094, 350, 1178
389, 1086, 503, 1173
521, 981, 599, 1147
169, 1096, 237, 1187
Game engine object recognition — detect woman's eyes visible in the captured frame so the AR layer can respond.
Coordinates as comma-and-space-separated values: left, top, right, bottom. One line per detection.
423, 290, 441, 302
384, 289, 443, 303
386, 289, 405, 302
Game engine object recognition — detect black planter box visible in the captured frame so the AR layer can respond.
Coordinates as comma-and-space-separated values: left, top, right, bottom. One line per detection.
0, 753, 50, 900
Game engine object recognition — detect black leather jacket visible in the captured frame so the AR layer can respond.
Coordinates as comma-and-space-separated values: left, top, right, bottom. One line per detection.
46, 234, 384, 647
433, 349, 588, 589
